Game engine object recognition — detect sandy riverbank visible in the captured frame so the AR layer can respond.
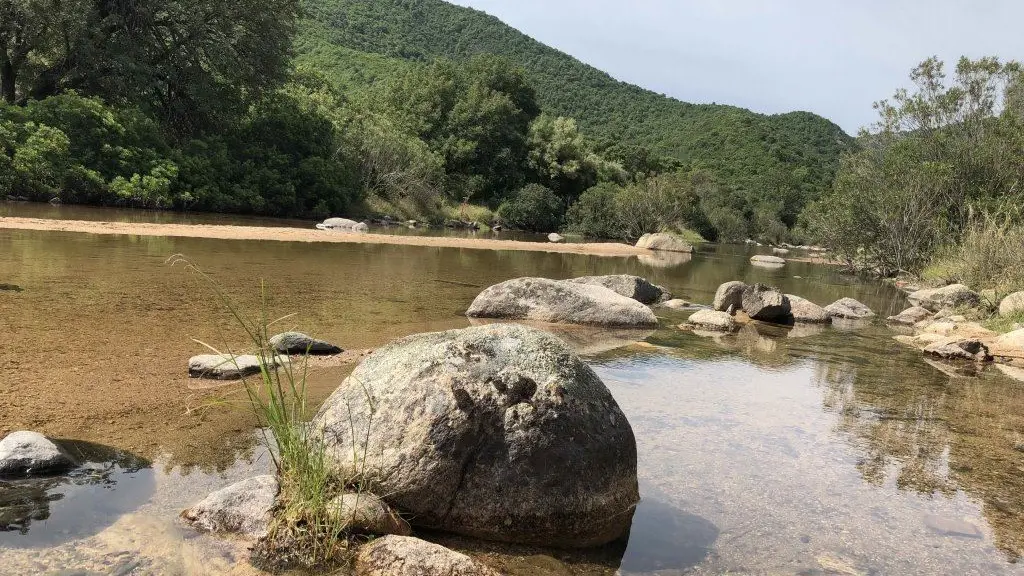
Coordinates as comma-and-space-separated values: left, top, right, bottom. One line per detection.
0, 216, 647, 256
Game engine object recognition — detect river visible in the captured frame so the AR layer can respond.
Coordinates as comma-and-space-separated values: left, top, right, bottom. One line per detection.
0, 204, 1022, 575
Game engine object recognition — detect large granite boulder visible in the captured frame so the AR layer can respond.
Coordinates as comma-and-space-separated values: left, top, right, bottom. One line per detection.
565, 275, 668, 305
907, 284, 981, 312
713, 281, 746, 312
785, 295, 830, 323
741, 284, 791, 323
269, 332, 343, 355
685, 310, 737, 332
181, 475, 279, 538
354, 536, 499, 576
466, 277, 658, 327
0, 431, 75, 476
999, 291, 1024, 317
635, 233, 693, 253
824, 298, 875, 320
312, 323, 639, 547
887, 306, 933, 326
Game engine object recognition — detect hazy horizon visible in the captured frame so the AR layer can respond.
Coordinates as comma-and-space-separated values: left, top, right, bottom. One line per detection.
447, 0, 1024, 134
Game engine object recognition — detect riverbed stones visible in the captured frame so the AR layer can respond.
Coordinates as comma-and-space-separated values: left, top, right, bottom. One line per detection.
312, 323, 639, 547
354, 536, 500, 576
548, 233, 564, 243
741, 284, 791, 323
181, 475, 279, 538
923, 338, 991, 363
713, 281, 746, 312
466, 277, 658, 327
887, 306, 933, 326
1000, 291, 1024, 317
907, 284, 981, 312
328, 493, 412, 536
565, 275, 667, 305
785, 295, 829, 323
750, 255, 786, 267
685, 310, 737, 332
269, 332, 343, 355
824, 298, 875, 320
188, 354, 287, 380
635, 233, 693, 253
0, 431, 75, 476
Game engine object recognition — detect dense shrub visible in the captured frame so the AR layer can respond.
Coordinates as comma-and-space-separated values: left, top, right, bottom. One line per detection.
497, 184, 564, 231
924, 216, 1024, 297
564, 183, 624, 239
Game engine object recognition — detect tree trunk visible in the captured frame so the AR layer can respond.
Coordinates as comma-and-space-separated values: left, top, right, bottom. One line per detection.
0, 56, 15, 105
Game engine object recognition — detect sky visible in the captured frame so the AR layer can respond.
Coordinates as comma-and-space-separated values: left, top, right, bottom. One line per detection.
447, 0, 1024, 134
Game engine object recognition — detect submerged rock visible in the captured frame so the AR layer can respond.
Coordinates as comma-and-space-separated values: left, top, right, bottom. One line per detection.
565, 275, 668, 305
328, 492, 411, 536
887, 306, 933, 326
684, 310, 737, 332
824, 298, 875, 320
907, 284, 981, 312
313, 323, 639, 547
635, 233, 693, 253
181, 475, 278, 538
660, 298, 691, 310
466, 277, 658, 327
785, 295, 830, 323
269, 332, 343, 355
354, 536, 499, 576
741, 284, 791, 323
0, 431, 75, 476
923, 338, 991, 362
999, 291, 1024, 317
547, 233, 564, 243
188, 354, 287, 380
772, 247, 790, 256
712, 281, 746, 312
750, 255, 786, 267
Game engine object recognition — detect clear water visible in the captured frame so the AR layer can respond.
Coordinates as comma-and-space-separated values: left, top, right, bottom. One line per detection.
0, 207, 1022, 575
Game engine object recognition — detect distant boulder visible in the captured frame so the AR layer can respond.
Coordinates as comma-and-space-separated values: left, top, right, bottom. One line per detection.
713, 281, 747, 312
750, 255, 786, 267
565, 275, 668, 305
466, 277, 658, 327
824, 298, 875, 320
741, 284, 791, 323
353, 222, 369, 233
999, 291, 1024, 317
548, 233, 565, 243
316, 217, 360, 230
636, 233, 693, 253
772, 247, 790, 256
660, 298, 691, 310
887, 306, 933, 326
907, 284, 980, 312
270, 332, 343, 355
785, 295, 830, 323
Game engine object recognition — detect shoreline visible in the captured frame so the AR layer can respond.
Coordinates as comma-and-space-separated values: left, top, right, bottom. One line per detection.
0, 216, 647, 257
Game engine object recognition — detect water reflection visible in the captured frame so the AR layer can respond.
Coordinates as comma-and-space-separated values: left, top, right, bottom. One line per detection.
619, 490, 719, 574
0, 440, 152, 547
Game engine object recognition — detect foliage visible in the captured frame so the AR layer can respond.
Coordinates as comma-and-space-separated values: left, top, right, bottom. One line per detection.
923, 215, 1024, 297
297, 0, 854, 224
497, 183, 564, 232
564, 182, 623, 239
804, 56, 1024, 276
526, 114, 623, 202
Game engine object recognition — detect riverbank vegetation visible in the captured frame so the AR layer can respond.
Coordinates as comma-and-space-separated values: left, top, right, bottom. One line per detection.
2, 0, 852, 243
803, 56, 1024, 302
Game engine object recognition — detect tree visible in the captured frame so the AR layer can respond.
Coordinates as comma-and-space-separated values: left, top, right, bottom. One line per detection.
497, 183, 564, 232
527, 114, 601, 201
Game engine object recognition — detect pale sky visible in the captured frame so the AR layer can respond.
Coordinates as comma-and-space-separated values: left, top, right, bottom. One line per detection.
447, 0, 1024, 134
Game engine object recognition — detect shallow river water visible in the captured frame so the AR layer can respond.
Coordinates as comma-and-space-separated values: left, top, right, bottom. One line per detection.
1, 207, 1023, 575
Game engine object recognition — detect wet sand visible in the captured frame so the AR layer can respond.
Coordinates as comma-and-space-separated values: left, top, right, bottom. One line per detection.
0, 216, 644, 256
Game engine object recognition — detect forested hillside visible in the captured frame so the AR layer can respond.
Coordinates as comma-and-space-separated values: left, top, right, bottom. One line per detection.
297, 0, 854, 214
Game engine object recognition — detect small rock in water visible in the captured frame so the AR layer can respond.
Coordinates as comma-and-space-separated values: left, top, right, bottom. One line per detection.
635, 232, 693, 253
565, 274, 668, 305
741, 284, 791, 323
713, 281, 746, 312
0, 431, 76, 476
786, 294, 830, 324
824, 297, 875, 320
548, 232, 564, 243
924, 514, 983, 538
750, 254, 786, 267
188, 354, 287, 380
354, 536, 500, 576
660, 298, 691, 310
181, 475, 279, 538
0, 283, 23, 292
684, 310, 737, 332
269, 332, 343, 355
467, 277, 658, 327
887, 306, 932, 326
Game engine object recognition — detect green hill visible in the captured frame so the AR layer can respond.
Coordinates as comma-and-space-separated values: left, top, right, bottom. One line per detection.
296, 0, 854, 206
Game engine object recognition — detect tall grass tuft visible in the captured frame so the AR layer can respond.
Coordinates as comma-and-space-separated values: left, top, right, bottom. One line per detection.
923, 215, 1024, 300
169, 255, 378, 571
